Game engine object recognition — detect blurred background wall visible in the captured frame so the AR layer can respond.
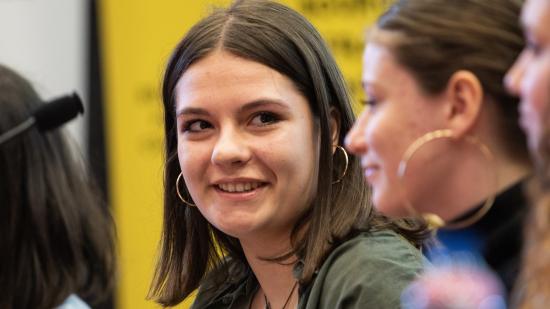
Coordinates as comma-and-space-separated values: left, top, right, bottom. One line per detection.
1, 0, 388, 308
0, 0, 87, 150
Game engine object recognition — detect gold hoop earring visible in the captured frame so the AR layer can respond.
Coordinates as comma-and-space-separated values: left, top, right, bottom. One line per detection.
332, 146, 349, 184
176, 172, 196, 207
397, 129, 497, 230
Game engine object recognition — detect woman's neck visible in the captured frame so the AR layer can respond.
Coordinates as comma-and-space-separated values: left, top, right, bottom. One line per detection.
240, 236, 299, 309
494, 153, 531, 192
443, 146, 531, 223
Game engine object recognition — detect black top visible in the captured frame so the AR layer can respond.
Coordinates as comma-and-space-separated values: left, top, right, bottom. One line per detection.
429, 180, 527, 299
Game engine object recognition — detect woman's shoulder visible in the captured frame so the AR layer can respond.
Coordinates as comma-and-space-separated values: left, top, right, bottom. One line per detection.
324, 229, 424, 278
300, 229, 425, 309
55, 295, 91, 309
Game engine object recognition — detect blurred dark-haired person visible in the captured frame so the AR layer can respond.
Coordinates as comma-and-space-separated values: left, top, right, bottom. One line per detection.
505, 0, 550, 306
0, 64, 116, 309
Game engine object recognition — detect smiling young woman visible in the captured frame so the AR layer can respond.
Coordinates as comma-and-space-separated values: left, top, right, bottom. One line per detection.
345, 0, 532, 301
147, 1, 427, 308
175, 50, 320, 242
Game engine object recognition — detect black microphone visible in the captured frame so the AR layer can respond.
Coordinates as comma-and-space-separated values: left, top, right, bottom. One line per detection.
0, 92, 84, 146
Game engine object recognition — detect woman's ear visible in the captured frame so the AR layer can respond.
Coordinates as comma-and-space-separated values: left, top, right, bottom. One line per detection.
330, 107, 341, 153
444, 70, 483, 138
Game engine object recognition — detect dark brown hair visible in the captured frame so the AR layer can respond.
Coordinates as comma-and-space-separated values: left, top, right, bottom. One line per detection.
149, 0, 426, 306
0, 64, 116, 308
372, 0, 528, 160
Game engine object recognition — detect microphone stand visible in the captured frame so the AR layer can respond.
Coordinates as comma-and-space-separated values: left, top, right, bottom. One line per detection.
0, 118, 36, 145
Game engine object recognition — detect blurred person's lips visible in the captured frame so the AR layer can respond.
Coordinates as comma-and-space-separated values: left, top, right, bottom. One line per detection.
519, 101, 533, 132
361, 159, 379, 182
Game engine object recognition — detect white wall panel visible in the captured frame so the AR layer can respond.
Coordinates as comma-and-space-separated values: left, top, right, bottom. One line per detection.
0, 0, 88, 151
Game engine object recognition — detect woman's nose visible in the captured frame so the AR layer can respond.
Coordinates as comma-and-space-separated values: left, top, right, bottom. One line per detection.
345, 111, 369, 155
211, 127, 252, 168
505, 50, 530, 97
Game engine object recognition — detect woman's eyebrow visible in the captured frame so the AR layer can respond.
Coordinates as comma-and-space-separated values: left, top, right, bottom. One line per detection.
176, 107, 210, 117
239, 99, 291, 113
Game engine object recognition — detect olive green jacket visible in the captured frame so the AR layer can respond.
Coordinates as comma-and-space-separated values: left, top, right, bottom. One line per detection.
191, 230, 424, 308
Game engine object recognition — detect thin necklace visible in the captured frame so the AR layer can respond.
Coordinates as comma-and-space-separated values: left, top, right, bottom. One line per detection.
263, 281, 298, 309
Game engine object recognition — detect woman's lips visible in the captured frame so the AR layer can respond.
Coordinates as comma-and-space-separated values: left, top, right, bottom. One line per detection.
212, 182, 269, 202
518, 103, 530, 132
363, 166, 379, 182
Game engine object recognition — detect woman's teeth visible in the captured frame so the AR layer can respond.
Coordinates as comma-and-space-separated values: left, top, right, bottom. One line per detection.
217, 182, 262, 193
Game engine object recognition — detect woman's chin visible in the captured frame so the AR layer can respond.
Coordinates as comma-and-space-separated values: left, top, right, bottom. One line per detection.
208, 216, 257, 239
373, 195, 412, 219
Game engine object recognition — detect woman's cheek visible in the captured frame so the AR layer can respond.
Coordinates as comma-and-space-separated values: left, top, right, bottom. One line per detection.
535, 57, 550, 114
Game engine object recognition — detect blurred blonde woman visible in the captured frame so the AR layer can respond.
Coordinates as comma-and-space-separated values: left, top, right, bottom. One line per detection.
505, 0, 550, 306
346, 0, 532, 301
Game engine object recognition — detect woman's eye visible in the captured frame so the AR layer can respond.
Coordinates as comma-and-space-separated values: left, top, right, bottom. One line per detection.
250, 112, 279, 126
363, 99, 377, 106
182, 120, 212, 133
361, 98, 378, 108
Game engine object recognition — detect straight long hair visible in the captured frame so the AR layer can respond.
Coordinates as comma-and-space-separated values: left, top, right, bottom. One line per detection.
149, 1, 426, 306
0, 64, 116, 308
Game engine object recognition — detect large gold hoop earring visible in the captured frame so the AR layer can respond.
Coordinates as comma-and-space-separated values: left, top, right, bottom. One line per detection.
332, 146, 349, 184
176, 172, 196, 207
397, 129, 497, 230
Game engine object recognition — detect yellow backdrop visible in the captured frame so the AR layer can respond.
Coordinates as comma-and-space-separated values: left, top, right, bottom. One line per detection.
100, 1, 387, 308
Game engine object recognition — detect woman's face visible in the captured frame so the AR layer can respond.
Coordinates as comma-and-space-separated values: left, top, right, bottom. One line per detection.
505, 0, 550, 154
345, 43, 449, 217
174, 50, 319, 241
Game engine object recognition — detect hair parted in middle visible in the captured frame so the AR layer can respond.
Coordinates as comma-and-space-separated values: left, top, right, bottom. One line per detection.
149, 0, 426, 306
371, 0, 528, 161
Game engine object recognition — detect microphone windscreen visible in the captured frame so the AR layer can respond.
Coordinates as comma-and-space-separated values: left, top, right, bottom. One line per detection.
33, 93, 84, 132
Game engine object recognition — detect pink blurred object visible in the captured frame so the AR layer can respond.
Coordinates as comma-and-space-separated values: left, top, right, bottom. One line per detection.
401, 264, 507, 309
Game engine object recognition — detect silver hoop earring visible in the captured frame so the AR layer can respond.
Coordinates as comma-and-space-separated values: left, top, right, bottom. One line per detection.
332, 146, 349, 184
176, 172, 196, 207
397, 129, 497, 230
